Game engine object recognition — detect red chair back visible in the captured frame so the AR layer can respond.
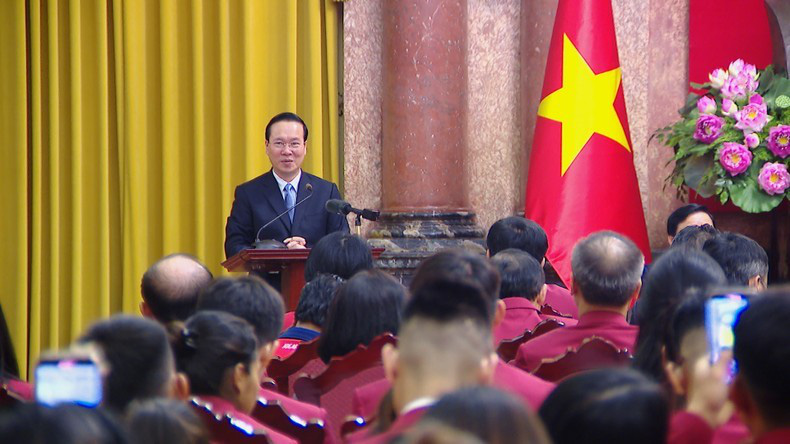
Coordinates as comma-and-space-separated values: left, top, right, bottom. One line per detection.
532, 336, 633, 382
190, 398, 272, 444
1, 384, 26, 409
541, 303, 573, 318
266, 338, 324, 395
340, 416, 367, 439
497, 318, 566, 362
251, 398, 325, 444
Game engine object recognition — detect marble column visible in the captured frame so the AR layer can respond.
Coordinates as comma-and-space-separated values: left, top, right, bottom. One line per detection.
369, 0, 484, 280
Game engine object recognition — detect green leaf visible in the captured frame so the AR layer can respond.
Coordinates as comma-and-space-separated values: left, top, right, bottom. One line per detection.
728, 177, 784, 212
719, 189, 729, 204
683, 154, 717, 197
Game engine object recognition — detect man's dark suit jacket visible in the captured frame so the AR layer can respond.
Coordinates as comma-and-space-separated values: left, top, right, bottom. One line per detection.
224, 170, 350, 258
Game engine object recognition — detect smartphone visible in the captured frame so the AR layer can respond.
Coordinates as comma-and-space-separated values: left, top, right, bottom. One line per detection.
34, 358, 103, 407
705, 294, 748, 365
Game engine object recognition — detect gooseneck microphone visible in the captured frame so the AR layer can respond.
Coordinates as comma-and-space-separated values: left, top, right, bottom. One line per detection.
252, 183, 313, 249
324, 199, 380, 221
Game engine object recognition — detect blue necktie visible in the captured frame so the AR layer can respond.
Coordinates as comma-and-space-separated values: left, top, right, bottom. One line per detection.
284, 183, 296, 222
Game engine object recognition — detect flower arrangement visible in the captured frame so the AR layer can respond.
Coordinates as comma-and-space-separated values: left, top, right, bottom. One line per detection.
655, 60, 790, 212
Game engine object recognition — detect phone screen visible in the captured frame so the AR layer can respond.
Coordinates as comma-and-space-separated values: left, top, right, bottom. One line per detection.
34, 359, 103, 407
705, 294, 748, 365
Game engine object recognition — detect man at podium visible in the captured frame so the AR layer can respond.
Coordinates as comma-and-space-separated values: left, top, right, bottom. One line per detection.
224, 112, 349, 259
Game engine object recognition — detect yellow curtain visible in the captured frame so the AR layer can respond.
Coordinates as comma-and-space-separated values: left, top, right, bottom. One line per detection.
0, 0, 341, 378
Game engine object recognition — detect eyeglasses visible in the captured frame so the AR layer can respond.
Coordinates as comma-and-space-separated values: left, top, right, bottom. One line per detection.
270, 141, 304, 150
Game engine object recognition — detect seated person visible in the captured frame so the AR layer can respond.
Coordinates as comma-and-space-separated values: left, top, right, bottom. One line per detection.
632, 248, 726, 382
304, 232, 374, 282
139, 253, 213, 324
278, 274, 344, 358
1, 302, 31, 400
0, 403, 128, 443
513, 231, 642, 373
126, 398, 210, 444
352, 250, 555, 419
419, 386, 551, 444
349, 279, 497, 443
317, 270, 406, 363
78, 315, 184, 414
171, 311, 296, 444
669, 224, 719, 251
702, 232, 769, 290
666, 204, 715, 245
539, 368, 669, 444
486, 216, 577, 318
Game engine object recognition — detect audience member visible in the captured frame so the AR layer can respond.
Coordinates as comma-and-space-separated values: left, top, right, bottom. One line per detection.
513, 231, 642, 372
420, 386, 551, 444
280, 274, 343, 343
632, 249, 726, 382
670, 224, 720, 250
702, 233, 769, 290
666, 204, 715, 245
170, 311, 295, 444
393, 422, 485, 444
0, 403, 129, 444
0, 303, 31, 401
539, 368, 669, 444
486, 216, 578, 318
317, 269, 405, 363
304, 232, 374, 282
78, 315, 180, 414
126, 398, 209, 444
140, 253, 213, 324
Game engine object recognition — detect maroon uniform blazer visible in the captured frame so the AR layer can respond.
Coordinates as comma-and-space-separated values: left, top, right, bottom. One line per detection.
494, 297, 544, 344
512, 310, 638, 373
258, 387, 337, 444
545, 284, 578, 318
350, 360, 554, 419
669, 411, 790, 444
196, 395, 297, 444
347, 406, 429, 444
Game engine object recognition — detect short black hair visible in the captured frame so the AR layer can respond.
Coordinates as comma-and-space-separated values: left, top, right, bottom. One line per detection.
702, 232, 769, 286
486, 217, 549, 259
294, 274, 344, 327
317, 270, 405, 363
667, 204, 714, 237
491, 249, 545, 301
265, 112, 308, 142
304, 232, 374, 282
197, 276, 284, 346
141, 253, 214, 323
78, 316, 173, 413
539, 368, 669, 444
670, 224, 719, 250
733, 293, 790, 426
404, 279, 493, 327
570, 231, 644, 307
0, 403, 128, 444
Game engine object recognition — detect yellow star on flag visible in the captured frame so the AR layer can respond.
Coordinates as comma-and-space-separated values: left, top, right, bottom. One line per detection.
537, 34, 631, 175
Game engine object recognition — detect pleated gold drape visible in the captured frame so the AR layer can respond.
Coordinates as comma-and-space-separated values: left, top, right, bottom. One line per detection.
0, 0, 341, 377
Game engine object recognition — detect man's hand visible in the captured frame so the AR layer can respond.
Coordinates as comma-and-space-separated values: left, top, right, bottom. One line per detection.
686, 352, 733, 428
284, 236, 307, 249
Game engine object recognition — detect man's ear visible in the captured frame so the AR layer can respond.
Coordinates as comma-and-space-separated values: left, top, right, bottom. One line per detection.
477, 353, 497, 385
536, 284, 548, 307
630, 281, 643, 305
662, 346, 686, 396
493, 300, 506, 327
748, 275, 766, 291
171, 372, 191, 401
231, 362, 247, 394
140, 301, 153, 318
259, 341, 277, 371
381, 344, 399, 384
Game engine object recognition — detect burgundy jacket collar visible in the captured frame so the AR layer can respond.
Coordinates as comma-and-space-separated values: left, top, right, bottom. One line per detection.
576, 310, 630, 327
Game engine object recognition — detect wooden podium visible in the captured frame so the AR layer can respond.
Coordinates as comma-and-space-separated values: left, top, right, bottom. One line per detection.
221, 248, 385, 311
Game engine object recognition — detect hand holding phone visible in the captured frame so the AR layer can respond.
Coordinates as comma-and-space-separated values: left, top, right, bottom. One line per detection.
705, 294, 748, 364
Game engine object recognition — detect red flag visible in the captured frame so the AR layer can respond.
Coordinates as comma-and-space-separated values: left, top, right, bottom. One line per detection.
525, 0, 651, 286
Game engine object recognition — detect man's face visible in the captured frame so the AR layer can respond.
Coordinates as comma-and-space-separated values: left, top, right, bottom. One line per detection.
265, 120, 306, 181
677, 211, 714, 234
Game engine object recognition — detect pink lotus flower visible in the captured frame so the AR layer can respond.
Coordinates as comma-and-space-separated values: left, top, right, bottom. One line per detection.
697, 96, 717, 115
734, 97, 768, 133
719, 142, 752, 176
742, 63, 759, 81
694, 115, 725, 144
745, 133, 760, 149
728, 59, 745, 76
720, 75, 748, 101
766, 125, 790, 159
709, 68, 728, 89
721, 99, 738, 117
757, 162, 790, 195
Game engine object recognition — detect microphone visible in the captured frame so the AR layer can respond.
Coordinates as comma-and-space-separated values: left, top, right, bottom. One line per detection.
325, 199, 380, 221
253, 183, 313, 249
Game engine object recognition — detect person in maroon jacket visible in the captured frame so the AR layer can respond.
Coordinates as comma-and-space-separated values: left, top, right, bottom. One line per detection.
512, 231, 642, 373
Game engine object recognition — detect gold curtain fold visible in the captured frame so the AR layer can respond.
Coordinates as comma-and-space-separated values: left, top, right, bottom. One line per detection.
0, 0, 341, 378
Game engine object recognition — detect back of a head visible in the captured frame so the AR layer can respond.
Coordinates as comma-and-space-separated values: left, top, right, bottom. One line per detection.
733, 292, 790, 427
702, 233, 769, 286
424, 386, 551, 444
410, 249, 501, 311
667, 204, 714, 237
0, 403, 128, 444
539, 368, 668, 444
141, 254, 213, 323
171, 311, 258, 396
197, 276, 284, 346
294, 274, 344, 328
633, 249, 726, 381
78, 315, 173, 413
486, 217, 548, 259
126, 398, 209, 444
304, 232, 373, 282
663, 291, 708, 367
570, 231, 644, 307
318, 269, 405, 362
491, 249, 545, 301
670, 224, 719, 250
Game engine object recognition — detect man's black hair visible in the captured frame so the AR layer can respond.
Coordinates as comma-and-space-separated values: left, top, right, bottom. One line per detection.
570, 231, 644, 307
197, 275, 284, 345
491, 249, 545, 301
304, 232, 373, 282
666, 204, 714, 237
141, 253, 214, 323
670, 224, 719, 250
265, 112, 308, 142
294, 274, 344, 328
404, 279, 493, 327
702, 232, 768, 286
486, 217, 549, 259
